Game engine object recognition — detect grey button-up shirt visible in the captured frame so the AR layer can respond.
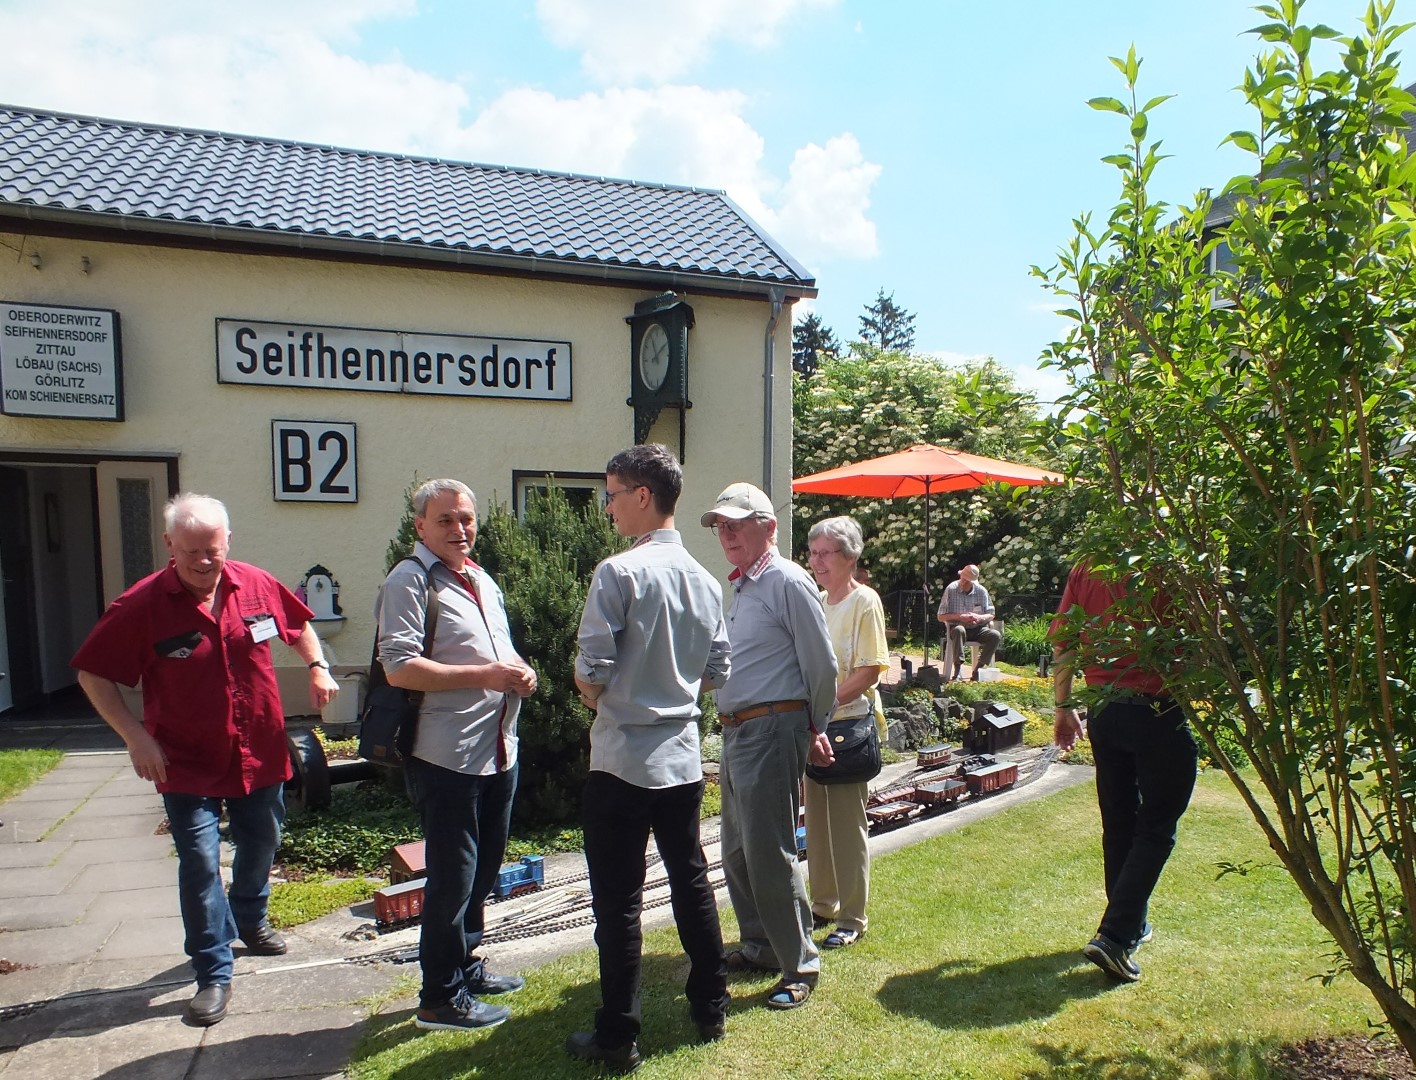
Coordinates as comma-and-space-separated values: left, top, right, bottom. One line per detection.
576, 529, 730, 789
376, 541, 521, 776
715, 549, 836, 728
938, 579, 994, 618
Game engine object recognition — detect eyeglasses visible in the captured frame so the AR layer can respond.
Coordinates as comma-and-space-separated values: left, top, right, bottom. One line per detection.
710, 518, 759, 535
807, 547, 843, 560
601, 485, 645, 508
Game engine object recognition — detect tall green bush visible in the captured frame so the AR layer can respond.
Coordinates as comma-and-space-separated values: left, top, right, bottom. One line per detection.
474, 484, 621, 827
1036, 2, 1416, 1058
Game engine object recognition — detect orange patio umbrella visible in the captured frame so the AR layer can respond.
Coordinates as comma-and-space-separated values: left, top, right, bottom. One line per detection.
792, 444, 1063, 662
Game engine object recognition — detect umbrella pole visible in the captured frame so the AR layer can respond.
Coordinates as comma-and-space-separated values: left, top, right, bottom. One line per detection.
922, 479, 932, 668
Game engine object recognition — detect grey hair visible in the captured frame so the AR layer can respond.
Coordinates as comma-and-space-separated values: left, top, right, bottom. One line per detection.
808, 515, 864, 562
412, 479, 476, 517
164, 493, 229, 534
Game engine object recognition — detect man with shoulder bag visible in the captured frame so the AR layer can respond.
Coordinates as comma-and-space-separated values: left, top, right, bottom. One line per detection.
376, 479, 538, 1032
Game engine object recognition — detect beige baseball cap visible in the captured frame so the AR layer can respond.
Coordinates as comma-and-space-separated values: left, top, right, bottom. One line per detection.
700, 482, 776, 526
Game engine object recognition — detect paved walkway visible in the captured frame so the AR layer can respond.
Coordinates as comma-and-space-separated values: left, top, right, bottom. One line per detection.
0, 685, 1090, 1080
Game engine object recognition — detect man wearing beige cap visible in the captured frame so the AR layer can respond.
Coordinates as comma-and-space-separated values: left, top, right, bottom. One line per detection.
702, 482, 836, 1010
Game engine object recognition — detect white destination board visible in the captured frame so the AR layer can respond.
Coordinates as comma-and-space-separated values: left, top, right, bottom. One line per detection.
1, 301, 123, 421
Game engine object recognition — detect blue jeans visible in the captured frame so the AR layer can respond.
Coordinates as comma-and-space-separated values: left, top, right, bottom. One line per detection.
404, 756, 518, 1008
1089, 698, 1199, 948
163, 782, 286, 987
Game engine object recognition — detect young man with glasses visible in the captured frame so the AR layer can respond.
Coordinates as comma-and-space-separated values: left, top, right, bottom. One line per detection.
701, 482, 836, 1012
567, 445, 731, 1071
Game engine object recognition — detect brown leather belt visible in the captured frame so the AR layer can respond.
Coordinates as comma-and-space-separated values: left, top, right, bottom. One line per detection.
719, 699, 809, 727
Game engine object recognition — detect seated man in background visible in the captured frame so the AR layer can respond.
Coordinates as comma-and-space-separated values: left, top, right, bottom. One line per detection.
936, 563, 1000, 681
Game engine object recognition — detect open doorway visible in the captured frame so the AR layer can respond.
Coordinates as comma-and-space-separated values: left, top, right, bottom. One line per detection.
0, 453, 175, 715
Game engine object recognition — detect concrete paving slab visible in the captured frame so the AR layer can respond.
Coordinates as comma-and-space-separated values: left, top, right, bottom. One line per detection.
69, 859, 175, 895
0, 803, 72, 843
69, 798, 163, 822
97, 886, 181, 921
79, 957, 193, 997
0, 921, 117, 967
0, 864, 82, 900
189, 1003, 366, 1080
227, 961, 399, 1012
96, 917, 184, 961
0, 893, 93, 931
2, 782, 108, 805
54, 836, 173, 868
0, 841, 68, 870
45, 815, 163, 843
0, 962, 86, 1012
1, 1014, 202, 1080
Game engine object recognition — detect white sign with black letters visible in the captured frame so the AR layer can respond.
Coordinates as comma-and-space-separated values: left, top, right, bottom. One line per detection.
1, 301, 124, 420
272, 420, 357, 503
219, 319, 571, 401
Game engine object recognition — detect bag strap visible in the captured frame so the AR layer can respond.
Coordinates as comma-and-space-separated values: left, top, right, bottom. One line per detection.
367, 555, 441, 697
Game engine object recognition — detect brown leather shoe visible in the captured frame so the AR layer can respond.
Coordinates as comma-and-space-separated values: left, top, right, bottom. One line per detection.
187, 983, 230, 1026
238, 924, 287, 955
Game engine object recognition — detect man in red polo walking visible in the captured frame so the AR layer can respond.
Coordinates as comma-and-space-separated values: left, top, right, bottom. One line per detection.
74, 493, 338, 1025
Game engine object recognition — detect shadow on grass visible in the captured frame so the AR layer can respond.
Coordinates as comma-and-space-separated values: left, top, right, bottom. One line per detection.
878, 949, 1115, 1029
352, 950, 717, 1080
1015, 1038, 1280, 1079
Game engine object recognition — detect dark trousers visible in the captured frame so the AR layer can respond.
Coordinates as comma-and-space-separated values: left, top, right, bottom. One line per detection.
404, 756, 518, 1008
582, 770, 728, 1047
1089, 698, 1198, 948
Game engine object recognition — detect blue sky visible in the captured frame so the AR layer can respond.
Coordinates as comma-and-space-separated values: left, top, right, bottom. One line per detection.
0, 0, 1407, 405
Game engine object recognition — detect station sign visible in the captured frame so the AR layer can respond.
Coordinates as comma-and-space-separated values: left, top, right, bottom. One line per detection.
1, 301, 123, 421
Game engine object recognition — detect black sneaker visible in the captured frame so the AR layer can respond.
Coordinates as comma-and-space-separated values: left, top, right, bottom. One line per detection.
415, 990, 510, 1031
1083, 934, 1141, 983
565, 1030, 642, 1073
467, 956, 525, 995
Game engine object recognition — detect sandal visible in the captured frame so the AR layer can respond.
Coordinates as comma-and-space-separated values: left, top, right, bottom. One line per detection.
823, 928, 862, 949
766, 980, 812, 1009
811, 914, 833, 931
725, 948, 777, 973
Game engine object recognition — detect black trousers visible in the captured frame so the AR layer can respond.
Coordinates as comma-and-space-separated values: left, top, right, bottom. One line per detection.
582, 770, 728, 1046
1090, 698, 1199, 948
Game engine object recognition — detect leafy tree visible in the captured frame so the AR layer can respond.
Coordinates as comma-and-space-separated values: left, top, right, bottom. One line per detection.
792, 347, 1073, 613
792, 310, 841, 377
1036, 3, 1416, 1059
858, 288, 917, 352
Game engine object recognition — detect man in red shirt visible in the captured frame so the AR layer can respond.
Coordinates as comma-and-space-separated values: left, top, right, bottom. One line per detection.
73, 493, 338, 1026
1049, 560, 1198, 984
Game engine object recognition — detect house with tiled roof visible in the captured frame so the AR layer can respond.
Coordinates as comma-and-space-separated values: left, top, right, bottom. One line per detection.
0, 104, 816, 712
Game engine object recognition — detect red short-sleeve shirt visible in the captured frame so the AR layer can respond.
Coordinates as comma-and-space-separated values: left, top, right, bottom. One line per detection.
1049, 562, 1166, 695
71, 560, 314, 796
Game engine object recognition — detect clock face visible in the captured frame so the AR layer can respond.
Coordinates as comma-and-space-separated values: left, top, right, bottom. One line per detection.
638, 321, 671, 392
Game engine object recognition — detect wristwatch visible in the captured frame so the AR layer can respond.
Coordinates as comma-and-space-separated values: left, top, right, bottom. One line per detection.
308, 660, 330, 670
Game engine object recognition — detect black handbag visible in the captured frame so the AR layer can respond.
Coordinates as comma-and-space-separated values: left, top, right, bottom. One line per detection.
358, 558, 439, 766
805, 712, 882, 785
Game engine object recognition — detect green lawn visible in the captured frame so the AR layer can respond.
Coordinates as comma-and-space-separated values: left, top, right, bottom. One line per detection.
347, 770, 1384, 1079
0, 748, 63, 803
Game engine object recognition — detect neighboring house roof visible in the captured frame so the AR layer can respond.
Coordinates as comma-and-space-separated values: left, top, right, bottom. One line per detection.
0, 104, 815, 298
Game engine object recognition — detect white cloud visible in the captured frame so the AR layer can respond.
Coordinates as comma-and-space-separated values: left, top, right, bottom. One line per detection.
0, 0, 462, 152
536, 0, 837, 84
453, 86, 880, 269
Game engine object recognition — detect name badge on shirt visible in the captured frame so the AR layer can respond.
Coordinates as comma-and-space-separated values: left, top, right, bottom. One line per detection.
248, 616, 279, 643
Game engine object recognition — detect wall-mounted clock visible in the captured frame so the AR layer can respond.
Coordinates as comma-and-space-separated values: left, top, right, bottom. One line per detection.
627, 292, 694, 457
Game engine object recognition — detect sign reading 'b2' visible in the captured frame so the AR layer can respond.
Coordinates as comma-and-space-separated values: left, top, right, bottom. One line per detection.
272, 420, 357, 503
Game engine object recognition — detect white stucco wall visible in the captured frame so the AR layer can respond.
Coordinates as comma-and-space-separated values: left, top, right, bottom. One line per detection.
0, 229, 798, 679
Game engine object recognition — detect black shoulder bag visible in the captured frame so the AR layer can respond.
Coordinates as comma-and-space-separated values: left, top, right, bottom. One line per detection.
805, 712, 883, 786
357, 558, 440, 767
